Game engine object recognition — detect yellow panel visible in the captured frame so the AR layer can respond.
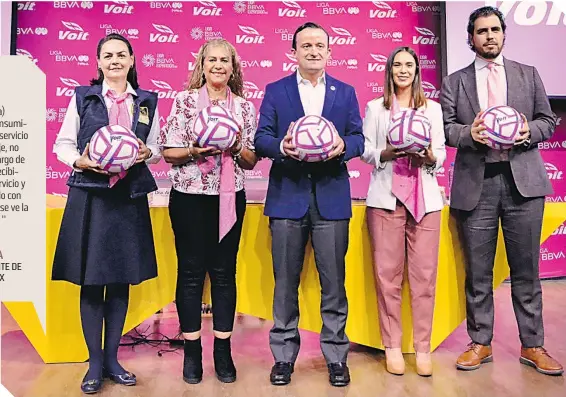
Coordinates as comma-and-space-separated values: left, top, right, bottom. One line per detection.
4, 198, 565, 363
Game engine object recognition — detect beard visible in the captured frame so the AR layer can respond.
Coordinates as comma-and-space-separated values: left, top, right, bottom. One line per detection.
475, 46, 501, 59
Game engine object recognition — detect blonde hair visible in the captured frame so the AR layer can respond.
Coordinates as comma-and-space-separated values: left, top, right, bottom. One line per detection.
187, 39, 244, 98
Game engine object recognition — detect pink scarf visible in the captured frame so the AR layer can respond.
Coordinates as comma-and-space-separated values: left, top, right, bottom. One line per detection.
195, 85, 237, 242
390, 95, 426, 223
106, 89, 132, 188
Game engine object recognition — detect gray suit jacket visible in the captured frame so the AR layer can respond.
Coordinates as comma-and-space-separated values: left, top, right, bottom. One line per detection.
440, 57, 556, 211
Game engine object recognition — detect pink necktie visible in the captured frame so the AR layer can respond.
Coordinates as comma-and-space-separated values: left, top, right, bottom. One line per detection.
390, 97, 426, 223
195, 86, 237, 242
106, 89, 132, 187
487, 62, 504, 107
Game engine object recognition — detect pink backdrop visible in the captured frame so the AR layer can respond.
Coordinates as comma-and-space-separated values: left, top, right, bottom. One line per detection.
15, 1, 565, 277
16, 0, 443, 201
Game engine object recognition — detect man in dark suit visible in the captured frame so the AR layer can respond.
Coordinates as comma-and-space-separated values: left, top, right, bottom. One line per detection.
441, 6, 563, 376
254, 22, 364, 387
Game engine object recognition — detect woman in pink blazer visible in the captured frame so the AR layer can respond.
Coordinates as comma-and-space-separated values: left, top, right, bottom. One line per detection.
361, 46, 446, 377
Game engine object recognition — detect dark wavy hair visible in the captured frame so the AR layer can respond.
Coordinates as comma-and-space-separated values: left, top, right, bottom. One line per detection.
89, 33, 139, 89
467, 6, 507, 52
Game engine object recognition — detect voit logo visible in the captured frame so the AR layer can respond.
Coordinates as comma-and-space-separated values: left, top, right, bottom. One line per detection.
54, 1, 93, 9
193, 0, 222, 16
150, 24, 179, 43
104, 0, 134, 14
50, 50, 89, 66
150, 2, 183, 12
149, 80, 179, 99
423, 81, 440, 99
282, 52, 298, 72
551, 222, 566, 236
370, 1, 398, 18
59, 21, 89, 40
241, 59, 272, 69
100, 24, 139, 40
413, 27, 439, 45
495, 1, 566, 26
56, 77, 80, 97
329, 27, 356, 45
18, 2, 35, 11
142, 53, 177, 69
278, 1, 306, 17
317, 2, 359, 15
16, 49, 38, 64
545, 163, 564, 180
236, 25, 265, 44
367, 53, 387, 72
187, 52, 199, 71
243, 81, 264, 100
17, 26, 47, 35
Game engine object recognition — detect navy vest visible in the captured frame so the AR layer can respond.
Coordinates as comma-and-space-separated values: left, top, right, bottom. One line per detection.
66, 85, 158, 198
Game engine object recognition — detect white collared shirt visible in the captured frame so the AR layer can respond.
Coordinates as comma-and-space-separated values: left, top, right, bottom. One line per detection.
53, 80, 161, 169
296, 70, 326, 116
475, 54, 507, 110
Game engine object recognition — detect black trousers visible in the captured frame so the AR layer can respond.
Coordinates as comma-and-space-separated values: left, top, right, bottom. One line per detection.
169, 189, 246, 333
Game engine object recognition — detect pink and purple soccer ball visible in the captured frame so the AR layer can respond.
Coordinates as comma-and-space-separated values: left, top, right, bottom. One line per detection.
482, 105, 523, 149
291, 115, 337, 162
387, 109, 432, 153
89, 125, 139, 173
192, 105, 239, 150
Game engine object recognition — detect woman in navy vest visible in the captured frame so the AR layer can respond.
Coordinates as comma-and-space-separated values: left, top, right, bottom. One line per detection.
159, 38, 257, 384
52, 34, 161, 394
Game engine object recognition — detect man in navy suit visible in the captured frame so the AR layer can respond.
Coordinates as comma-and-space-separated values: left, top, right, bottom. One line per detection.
254, 22, 364, 387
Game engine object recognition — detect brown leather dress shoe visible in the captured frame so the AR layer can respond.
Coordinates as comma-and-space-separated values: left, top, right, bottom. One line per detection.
456, 343, 493, 370
520, 347, 564, 376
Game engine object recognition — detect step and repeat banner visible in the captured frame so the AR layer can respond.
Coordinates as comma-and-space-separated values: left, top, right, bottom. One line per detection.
14, 1, 566, 276
15, 0, 444, 202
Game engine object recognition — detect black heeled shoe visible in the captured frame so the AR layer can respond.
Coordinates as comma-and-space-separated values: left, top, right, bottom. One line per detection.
213, 336, 236, 383
81, 372, 103, 394
102, 367, 137, 386
183, 338, 203, 384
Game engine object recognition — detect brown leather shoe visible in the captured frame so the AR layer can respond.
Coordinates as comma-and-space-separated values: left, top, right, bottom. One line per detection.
456, 343, 493, 370
520, 347, 564, 376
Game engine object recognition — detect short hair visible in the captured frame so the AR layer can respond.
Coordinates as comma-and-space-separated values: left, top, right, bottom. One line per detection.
467, 6, 506, 51
90, 33, 139, 89
292, 22, 329, 50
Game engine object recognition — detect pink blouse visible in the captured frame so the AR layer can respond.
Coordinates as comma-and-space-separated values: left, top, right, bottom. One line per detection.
158, 89, 257, 195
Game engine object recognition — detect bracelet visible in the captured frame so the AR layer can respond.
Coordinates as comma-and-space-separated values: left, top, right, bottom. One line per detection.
187, 141, 195, 162
424, 161, 436, 175
232, 144, 244, 159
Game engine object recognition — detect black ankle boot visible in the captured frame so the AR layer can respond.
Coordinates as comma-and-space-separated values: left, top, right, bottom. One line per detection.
213, 336, 236, 383
183, 338, 203, 384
